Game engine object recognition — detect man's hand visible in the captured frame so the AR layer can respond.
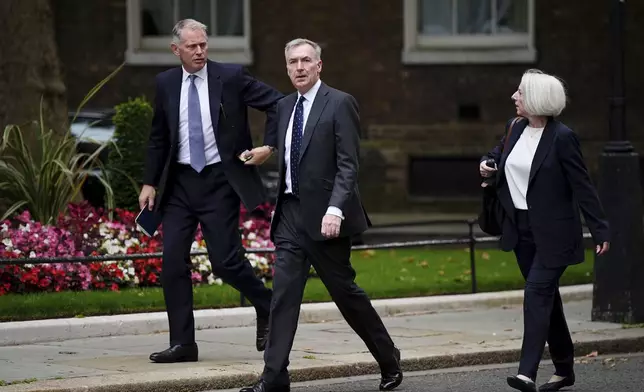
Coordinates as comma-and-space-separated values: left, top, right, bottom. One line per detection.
139, 185, 156, 210
243, 146, 274, 166
596, 241, 610, 255
321, 214, 342, 239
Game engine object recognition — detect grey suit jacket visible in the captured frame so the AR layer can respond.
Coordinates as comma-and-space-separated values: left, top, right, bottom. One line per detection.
270, 82, 371, 242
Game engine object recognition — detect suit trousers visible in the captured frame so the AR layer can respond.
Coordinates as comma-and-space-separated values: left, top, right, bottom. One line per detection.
160, 163, 272, 346
514, 210, 574, 380
262, 196, 398, 386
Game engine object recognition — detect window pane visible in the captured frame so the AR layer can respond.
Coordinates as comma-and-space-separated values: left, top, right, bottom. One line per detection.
417, 0, 453, 36
457, 0, 492, 34
178, 0, 211, 27
141, 0, 175, 36
497, 0, 528, 33
215, 0, 244, 36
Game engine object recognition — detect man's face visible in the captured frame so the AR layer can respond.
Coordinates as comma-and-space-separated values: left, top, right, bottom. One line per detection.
286, 44, 322, 93
171, 28, 208, 73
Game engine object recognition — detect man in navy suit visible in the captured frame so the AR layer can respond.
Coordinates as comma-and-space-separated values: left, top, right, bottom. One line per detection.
139, 19, 284, 363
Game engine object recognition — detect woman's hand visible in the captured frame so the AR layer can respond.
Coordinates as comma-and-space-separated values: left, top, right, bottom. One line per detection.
596, 241, 610, 255
480, 160, 497, 178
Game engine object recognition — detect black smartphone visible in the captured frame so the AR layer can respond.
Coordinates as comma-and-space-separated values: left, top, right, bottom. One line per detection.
135, 203, 162, 237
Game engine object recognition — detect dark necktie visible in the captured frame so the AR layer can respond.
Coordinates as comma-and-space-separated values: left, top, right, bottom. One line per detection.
290, 96, 305, 196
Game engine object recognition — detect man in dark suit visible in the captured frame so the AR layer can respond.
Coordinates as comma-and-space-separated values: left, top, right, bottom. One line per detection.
240, 39, 402, 392
138, 19, 284, 363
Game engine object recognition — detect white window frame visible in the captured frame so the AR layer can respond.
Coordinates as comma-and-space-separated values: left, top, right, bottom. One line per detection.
126, 0, 252, 66
403, 0, 536, 64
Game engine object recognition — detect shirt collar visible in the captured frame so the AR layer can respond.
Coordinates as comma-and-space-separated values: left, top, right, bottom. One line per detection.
182, 63, 208, 82
298, 79, 322, 103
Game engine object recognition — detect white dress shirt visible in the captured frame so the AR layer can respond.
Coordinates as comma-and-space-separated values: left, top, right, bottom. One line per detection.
284, 79, 343, 219
504, 125, 544, 210
177, 64, 221, 166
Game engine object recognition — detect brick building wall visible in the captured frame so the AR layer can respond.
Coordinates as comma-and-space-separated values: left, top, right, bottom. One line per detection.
54, 0, 644, 212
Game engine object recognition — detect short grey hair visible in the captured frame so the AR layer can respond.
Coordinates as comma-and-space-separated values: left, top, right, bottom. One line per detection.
284, 38, 322, 60
520, 69, 567, 117
172, 19, 208, 44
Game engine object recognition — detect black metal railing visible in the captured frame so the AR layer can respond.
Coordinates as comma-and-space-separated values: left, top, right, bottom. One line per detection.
0, 219, 593, 305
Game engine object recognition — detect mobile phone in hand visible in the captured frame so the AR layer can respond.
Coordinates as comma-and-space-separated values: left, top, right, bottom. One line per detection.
238, 150, 253, 162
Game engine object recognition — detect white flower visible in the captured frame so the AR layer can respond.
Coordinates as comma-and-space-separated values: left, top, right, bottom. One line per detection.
134, 276, 140, 285
247, 232, 257, 241
29, 251, 36, 258
243, 221, 253, 229
1, 223, 8, 232
2, 238, 12, 248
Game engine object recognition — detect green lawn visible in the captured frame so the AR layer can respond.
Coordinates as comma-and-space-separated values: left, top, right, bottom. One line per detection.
0, 248, 595, 322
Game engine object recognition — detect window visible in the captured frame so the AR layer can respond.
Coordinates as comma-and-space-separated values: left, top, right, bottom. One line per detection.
403, 0, 536, 64
126, 0, 252, 65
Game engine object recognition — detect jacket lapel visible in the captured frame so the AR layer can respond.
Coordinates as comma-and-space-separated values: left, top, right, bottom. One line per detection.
168, 68, 183, 144
278, 94, 297, 177
498, 118, 526, 183
206, 60, 222, 140
528, 119, 557, 187
299, 83, 329, 164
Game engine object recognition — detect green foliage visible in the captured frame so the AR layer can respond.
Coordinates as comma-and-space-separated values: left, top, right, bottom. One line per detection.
0, 63, 124, 223
108, 97, 153, 210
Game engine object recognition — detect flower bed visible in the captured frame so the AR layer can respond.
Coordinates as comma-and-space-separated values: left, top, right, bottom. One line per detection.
0, 202, 275, 295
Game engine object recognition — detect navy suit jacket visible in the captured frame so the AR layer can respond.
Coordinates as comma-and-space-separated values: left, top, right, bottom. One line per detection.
482, 117, 610, 267
143, 60, 284, 212
270, 83, 371, 242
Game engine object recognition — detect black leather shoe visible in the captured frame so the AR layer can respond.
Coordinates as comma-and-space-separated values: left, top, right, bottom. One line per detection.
239, 379, 290, 392
538, 373, 575, 391
379, 347, 403, 391
507, 375, 537, 392
149, 343, 198, 363
256, 316, 269, 351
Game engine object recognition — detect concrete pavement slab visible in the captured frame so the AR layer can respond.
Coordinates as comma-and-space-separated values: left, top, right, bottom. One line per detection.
0, 299, 642, 392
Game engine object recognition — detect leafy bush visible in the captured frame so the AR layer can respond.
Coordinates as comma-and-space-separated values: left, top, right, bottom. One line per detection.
0, 63, 124, 224
108, 97, 153, 210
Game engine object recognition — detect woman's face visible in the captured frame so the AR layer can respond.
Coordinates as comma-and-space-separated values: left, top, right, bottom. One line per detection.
511, 87, 528, 117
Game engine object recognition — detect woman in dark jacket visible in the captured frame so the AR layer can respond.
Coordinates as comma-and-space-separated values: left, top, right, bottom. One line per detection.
479, 69, 610, 392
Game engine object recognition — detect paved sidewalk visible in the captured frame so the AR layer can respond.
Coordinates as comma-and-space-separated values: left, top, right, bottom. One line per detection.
1, 299, 643, 392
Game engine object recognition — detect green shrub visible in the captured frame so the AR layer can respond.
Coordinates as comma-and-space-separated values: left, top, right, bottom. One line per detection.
108, 97, 153, 211
0, 64, 124, 223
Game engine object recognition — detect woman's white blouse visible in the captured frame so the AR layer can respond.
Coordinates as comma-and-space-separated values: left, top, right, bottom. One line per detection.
504, 126, 544, 210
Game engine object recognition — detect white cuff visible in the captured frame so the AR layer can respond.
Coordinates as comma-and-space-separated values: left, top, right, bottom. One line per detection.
325, 206, 344, 220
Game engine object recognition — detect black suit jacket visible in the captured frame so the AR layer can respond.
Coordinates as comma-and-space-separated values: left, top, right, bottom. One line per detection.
143, 60, 284, 212
482, 117, 610, 267
270, 83, 370, 242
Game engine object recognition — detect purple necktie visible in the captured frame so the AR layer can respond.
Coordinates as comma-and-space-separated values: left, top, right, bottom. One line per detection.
188, 74, 206, 173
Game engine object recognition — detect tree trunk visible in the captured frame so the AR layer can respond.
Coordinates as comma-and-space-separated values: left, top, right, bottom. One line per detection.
0, 0, 67, 135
